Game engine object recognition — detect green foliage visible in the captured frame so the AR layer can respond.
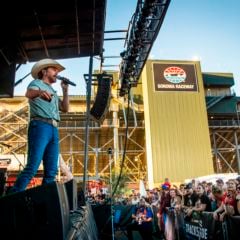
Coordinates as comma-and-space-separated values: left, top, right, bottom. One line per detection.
101, 167, 129, 195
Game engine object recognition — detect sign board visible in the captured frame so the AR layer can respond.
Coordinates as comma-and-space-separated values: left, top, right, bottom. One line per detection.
184, 212, 215, 240
153, 63, 198, 92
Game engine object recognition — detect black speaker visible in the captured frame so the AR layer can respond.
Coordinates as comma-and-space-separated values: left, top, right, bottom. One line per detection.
90, 74, 112, 122
0, 182, 70, 240
64, 179, 78, 211
0, 58, 16, 98
77, 182, 86, 207
92, 204, 113, 239
0, 168, 7, 196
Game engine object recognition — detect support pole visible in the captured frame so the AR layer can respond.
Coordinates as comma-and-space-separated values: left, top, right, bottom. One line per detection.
212, 131, 219, 173
234, 131, 240, 174
95, 131, 99, 179
108, 148, 115, 240
83, 55, 93, 195
113, 106, 119, 171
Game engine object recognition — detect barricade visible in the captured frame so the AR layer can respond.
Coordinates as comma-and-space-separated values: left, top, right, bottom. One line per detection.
67, 203, 98, 240
92, 205, 240, 240
91, 204, 240, 240
92, 204, 134, 240
165, 209, 240, 240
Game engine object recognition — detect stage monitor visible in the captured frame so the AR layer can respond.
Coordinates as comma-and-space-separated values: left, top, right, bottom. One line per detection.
0, 58, 16, 98
0, 182, 70, 240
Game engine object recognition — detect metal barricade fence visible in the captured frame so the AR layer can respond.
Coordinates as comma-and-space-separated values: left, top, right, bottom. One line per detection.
164, 209, 240, 240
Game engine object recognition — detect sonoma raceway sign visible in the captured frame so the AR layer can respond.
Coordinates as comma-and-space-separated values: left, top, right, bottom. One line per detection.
153, 63, 199, 92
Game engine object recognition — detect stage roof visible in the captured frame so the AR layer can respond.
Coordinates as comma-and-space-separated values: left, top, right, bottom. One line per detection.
0, 0, 107, 65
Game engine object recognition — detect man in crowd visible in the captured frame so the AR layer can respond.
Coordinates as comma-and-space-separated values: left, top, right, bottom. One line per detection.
182, 183, 198, 220
127, 198, 153, 240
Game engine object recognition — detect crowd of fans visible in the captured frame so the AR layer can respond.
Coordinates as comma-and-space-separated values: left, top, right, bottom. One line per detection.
86, 176, 240, 239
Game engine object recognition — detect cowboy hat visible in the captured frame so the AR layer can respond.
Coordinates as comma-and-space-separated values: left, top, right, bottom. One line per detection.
31, 58, 65, 79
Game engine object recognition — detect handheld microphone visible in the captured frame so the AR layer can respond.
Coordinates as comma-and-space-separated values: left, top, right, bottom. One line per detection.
56, 75, 76, 86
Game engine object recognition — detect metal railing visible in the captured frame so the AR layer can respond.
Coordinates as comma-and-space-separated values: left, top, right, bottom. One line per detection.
208, 119, 240, 127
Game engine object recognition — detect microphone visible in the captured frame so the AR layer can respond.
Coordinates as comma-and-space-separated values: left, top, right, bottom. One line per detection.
56, 75, 76, 86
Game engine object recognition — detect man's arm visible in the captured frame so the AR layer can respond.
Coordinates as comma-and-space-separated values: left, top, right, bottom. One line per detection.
59, 82, 69, 112
143, 207, 153, 222
192, 203, 206, 212
143, 216, 152, 222
25, 88, 52, 101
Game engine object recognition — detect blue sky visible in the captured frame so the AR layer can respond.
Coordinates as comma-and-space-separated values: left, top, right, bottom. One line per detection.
14, 0, 240, 96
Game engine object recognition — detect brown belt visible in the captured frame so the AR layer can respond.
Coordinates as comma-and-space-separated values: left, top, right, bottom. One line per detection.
31, 117, 58, 127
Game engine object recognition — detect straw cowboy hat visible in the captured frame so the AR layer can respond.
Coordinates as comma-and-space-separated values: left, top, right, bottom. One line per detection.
31, 58, 65, 79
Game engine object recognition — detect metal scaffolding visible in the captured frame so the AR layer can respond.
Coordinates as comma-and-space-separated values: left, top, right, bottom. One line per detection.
209, 120, 240, 174
1, 96, 240, 183
0, 96, 146, 183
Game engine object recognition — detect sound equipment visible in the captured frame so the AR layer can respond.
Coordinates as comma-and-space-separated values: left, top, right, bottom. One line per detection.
0, 58, 16, 98
77, 182, 86, 207
92, 204, 113, 239
0, 182, 70, 240
0, 168, 7, 196
64, 179, 78, 211
67, 204, 98, 240
90, 74, 112, 122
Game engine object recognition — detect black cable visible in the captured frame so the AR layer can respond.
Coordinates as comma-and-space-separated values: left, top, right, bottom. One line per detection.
112, 87, 131, 197
14, 72, 31, 86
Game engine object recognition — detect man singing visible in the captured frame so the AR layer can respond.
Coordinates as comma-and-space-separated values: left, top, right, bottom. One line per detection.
10, 58, 69, 193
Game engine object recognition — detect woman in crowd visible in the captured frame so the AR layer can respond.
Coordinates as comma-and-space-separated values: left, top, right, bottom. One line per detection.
236, 184, 240, 214
165, 188, 182, 240
213, 179, 237, 221
211, 185, 226, 211
186, 184, 212, 218
157, 184, 170, 236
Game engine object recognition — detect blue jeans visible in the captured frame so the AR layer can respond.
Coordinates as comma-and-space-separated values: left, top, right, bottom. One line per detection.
11, 120, 59, 192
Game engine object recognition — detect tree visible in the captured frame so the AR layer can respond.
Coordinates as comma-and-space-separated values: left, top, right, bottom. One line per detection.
101, 166, 130, 197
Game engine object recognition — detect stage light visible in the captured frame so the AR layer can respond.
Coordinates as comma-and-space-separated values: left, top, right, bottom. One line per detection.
119, 0, 171, 96
142, 5, 153, 17
120, 50, 127, 58
127, 55, 136, 62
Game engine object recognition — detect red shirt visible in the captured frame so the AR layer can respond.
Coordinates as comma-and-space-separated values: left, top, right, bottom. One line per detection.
224, 192, 236, 209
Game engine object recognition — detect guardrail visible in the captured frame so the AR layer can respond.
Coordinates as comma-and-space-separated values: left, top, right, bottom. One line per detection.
162, 208, 239, 240
95, 205, 240, 240
208, 119, 240, 127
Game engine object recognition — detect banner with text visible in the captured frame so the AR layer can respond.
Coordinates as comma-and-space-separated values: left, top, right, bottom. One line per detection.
184, 212, 216, 240
153, 63, 199, 92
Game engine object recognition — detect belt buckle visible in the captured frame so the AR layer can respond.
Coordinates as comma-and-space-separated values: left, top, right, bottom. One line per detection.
52, 119, 58, 127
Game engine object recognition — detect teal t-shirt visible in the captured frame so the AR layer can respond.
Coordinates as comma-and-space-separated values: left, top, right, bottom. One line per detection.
27, 79, 60, 121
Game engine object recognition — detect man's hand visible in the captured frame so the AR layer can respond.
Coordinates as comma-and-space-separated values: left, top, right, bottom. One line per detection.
219, 213, 225, 222
186, 208, 193, 216
39, 90, 53, 101
61, 80, 69, 94
60, 81, 69, 112
25, 88, 52, 101
213, 212, 218, 221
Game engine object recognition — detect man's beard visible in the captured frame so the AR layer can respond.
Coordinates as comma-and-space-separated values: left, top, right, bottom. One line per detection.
49, 75, 57, 83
